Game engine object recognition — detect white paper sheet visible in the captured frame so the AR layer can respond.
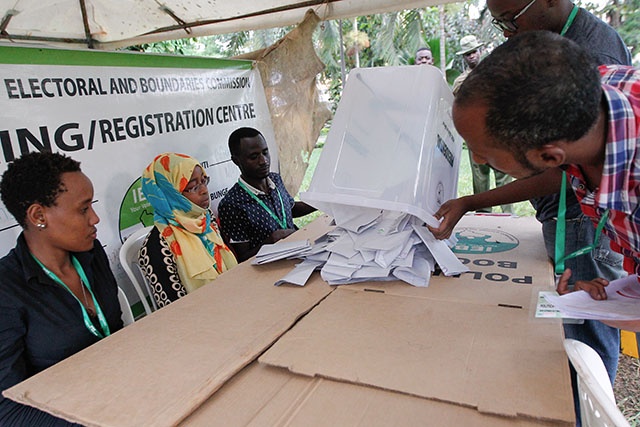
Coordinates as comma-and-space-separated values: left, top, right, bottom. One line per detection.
275, 259, 323, 286
253, 240, 312, 265
542, 275, 640, 320
265, 210, 470, 288
372, 211, 411, 235
331, 205, 382, 233
411, 223, 469, 276
392, 250, 435, 287
355, 228, 414, 251
324, 232, 358, 258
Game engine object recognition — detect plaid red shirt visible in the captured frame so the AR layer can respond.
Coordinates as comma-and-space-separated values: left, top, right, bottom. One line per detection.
565, 65, 640, 274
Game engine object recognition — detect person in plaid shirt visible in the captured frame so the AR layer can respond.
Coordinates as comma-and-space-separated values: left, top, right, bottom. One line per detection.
444, 30, 640, 332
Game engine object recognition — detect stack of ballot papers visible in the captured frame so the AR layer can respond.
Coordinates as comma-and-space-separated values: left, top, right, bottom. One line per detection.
252, 240, 313, 265
540, 275, 640, 321
264, 209, 469, 287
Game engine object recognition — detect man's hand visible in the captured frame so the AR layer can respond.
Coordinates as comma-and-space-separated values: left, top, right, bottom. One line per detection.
556, 268, 609, 300
556, 269, 640, 331
427, 197, 470, 240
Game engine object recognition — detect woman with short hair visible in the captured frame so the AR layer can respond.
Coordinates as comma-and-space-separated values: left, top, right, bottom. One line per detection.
0, 151, 123, 425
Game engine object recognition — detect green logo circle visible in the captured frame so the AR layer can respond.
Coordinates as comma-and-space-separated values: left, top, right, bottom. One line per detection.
118, 177, 155, 243
452, 227, 519, 254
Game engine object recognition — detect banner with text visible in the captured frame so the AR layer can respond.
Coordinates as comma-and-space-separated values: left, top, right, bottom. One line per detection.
0, 46, 278, 309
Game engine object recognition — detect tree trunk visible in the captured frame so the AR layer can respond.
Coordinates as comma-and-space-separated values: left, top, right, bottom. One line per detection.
439, 4, 445, 73
353, 17, 360, 68
608, 0, 621, 28
339, 19, 346, 91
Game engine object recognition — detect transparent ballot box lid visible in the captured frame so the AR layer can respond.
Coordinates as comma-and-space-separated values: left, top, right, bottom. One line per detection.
301, 65, 463, 228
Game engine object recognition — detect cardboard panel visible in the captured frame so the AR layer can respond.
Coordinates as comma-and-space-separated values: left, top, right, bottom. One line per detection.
181, 362, 569, 426
3, 218, 335, 427
260, 287, 574, 424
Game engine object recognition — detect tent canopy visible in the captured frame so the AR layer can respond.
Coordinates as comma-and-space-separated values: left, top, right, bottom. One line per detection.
0, 0, 450, 50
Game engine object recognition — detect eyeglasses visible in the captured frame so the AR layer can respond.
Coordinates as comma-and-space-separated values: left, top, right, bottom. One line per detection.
182, 175, 210, 193
491, 0, 537, 33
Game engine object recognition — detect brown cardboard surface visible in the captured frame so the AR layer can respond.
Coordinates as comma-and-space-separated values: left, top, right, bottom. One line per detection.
3, 218, 335, 427
181, 361, 568, 426
4, 215, 570, 426
259, 287, 574, 424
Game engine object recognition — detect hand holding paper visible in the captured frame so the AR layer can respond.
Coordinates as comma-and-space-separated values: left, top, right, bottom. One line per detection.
542, 275, 640, 321
555, 268, 609, 301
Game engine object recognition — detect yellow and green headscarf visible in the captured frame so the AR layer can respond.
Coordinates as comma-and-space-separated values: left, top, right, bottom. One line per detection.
141, 153, 237, 293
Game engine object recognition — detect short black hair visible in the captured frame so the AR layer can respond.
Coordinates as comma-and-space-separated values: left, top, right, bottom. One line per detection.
228, 127, 264, 157
416, 47, 432, 54
455, 31, 602, 166
0, 151, 81, 227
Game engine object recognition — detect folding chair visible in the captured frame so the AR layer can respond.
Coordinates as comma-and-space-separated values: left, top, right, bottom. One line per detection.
117, 287, 135, 326
118, 226, 155, 316
564, 338, 631, 427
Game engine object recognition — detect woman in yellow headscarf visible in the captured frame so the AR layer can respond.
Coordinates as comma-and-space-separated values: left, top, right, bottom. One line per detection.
138, 153, 237, 308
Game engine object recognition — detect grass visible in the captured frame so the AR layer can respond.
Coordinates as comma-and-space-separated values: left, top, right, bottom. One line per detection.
293, 142, 535, 228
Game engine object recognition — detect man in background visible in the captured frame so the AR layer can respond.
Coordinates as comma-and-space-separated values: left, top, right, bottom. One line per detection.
218, 127, 316, 262
414, 47, 433, 65
452, 35, 513, 214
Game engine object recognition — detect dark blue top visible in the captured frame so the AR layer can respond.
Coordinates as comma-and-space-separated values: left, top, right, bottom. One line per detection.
0, 235, 123, 426
218, 172, 296, 252
532, 7, 632, 223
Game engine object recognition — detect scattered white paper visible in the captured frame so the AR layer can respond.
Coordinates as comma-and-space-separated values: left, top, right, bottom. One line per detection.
412, 223, 469, 276
374, 241, 406, 269
255, 209, 469, 289
392, 250, 435, 287
542, 275, 640, 320
331, 205, 382, 233
324, 233, 357, 258
356, 228, 413, 251
275, 259, 324, 287
372, 211, 411, 235
252, 240, 311, 265
391, 246, 416, 268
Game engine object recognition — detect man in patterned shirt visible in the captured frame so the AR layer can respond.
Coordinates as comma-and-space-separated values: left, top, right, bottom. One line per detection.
433, 2, 631, 419
448, 31, 640, 332
218, 127, 316, 262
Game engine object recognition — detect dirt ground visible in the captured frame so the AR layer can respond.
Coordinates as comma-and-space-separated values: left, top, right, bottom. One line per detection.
615, 353, 640, 425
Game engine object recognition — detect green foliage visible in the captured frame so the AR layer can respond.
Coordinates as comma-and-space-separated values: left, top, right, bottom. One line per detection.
127, 38, 207, 55
616, 0, 640, 63
126, 0, 639, 108
580, 0, 639, 64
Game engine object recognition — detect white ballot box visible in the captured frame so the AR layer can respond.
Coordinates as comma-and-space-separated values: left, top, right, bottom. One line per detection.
302, 65, 463, 228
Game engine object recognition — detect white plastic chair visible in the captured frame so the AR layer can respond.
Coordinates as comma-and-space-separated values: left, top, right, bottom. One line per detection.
117, 287, 135, 326
119, 226, 155, 316
563, 339, 631, 427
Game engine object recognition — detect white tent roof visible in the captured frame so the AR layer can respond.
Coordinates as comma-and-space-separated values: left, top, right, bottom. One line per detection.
0, 0, 452, 50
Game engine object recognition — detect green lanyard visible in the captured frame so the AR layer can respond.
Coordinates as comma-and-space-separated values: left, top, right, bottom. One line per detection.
560, 4, 579, 36
32, 254, 111, 339
238, 180, 288, 229
554, 171, 610, 274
